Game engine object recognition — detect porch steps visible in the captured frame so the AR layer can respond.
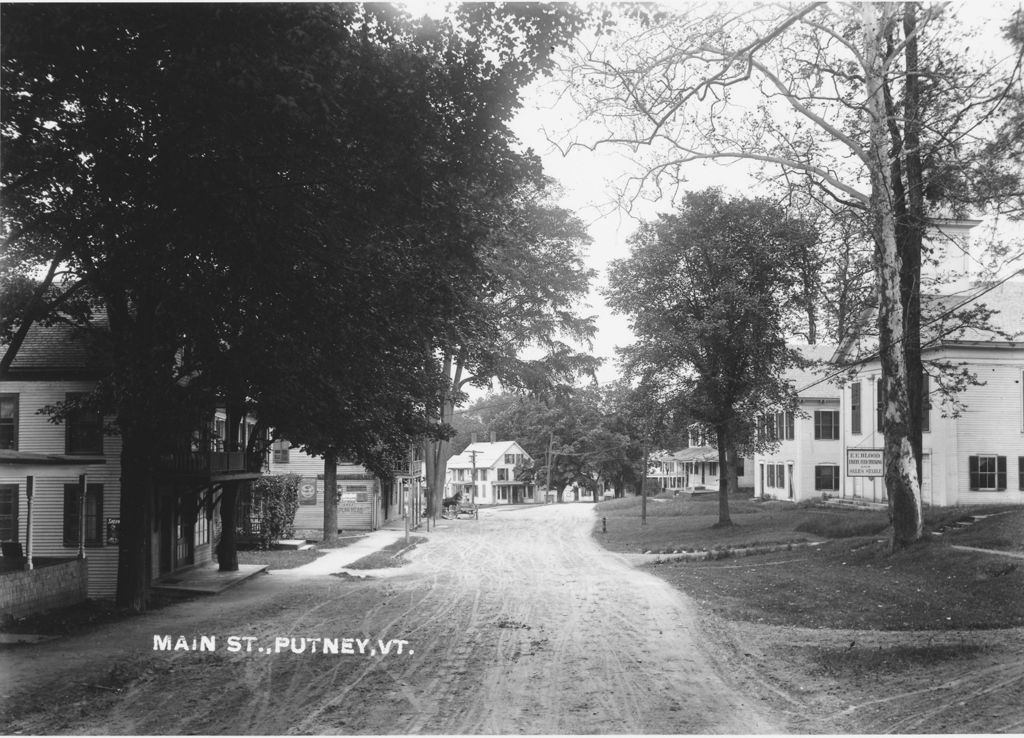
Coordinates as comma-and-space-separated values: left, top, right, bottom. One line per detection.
152, 564, 269, 595
274, 539, 315, 551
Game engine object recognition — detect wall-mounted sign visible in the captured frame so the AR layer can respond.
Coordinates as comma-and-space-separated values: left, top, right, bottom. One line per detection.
298, 479, 317, 506
847, 448, 884, 477
106, 518, 120, 546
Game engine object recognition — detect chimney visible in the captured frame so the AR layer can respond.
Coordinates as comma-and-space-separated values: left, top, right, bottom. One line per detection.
471, 432, 478, 444
489, 431, 497, 443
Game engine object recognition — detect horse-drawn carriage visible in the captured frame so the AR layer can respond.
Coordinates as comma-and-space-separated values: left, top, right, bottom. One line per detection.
441, 491, 479, 520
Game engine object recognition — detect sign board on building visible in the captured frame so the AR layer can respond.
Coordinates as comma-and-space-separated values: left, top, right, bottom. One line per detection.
298, 478, 317, 506
106, 518, 120, 545
847, 448, 884, 477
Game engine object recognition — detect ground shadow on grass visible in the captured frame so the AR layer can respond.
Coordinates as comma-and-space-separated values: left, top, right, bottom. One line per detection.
653, 536, 1023, 630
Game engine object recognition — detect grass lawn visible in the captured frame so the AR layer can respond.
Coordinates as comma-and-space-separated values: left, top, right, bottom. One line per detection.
234, 547, 326, 570
234, 534, 367, 570
596, 495, 1024, 630
344, 536, 427, 570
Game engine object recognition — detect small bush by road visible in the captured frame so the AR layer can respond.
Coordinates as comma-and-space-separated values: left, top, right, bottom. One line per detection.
595, 496, 1024, 630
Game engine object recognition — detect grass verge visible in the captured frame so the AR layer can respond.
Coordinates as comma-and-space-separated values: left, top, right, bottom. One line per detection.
234, 547, 326, 570
596, 496, 1024, 630
345, 536, 427, 570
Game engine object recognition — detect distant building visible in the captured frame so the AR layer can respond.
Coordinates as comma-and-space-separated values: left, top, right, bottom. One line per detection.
650, 427, 755, 495
446, 437, 536, 505
753, 343, 844, 501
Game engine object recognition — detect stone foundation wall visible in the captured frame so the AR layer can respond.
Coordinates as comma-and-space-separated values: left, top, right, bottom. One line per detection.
0, 558, 88, 620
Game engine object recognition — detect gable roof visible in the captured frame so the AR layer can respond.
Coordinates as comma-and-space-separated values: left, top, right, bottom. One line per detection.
447, 441, 529, 470
784, 343, 841, 396
2, 314, 110, 377
833, 279, 1024, 366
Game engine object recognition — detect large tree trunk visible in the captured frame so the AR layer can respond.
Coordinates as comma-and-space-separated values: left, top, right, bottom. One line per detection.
217, 481, 239, 571
863, 3, 923, 548
322, 451, 338, 545
714, 424, 732, 527
725, 443, 739, 497
900, 3, 926, 490
115, 420, 155, 611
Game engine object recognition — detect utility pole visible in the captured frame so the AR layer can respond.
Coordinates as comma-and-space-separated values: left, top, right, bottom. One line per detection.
545, 431, 554, 504
641, 441, 649, 527
469, 449, 478, 502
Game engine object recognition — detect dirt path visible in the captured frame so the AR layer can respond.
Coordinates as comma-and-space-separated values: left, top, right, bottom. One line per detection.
2, 503, 784, 735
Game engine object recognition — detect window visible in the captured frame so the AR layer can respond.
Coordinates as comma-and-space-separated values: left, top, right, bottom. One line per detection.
196, 491, 210, 545
969, 456, 1006, 491
0, 394, 17, 450
776, 464, 785, 488
709, 462, 719, 477
504, 454, 514, 464
775, 413, 785, 441
814, 410, 840, 440
271, 438, 290, 464
63, 483, 103, 547
497, 468, 509, 481
814, 465, 840, 491
767, 465, 776, 488
213, 419, 226, 452
0, 484, 18, 542
851, 382, 862, 435
736, 458, 745, 477
65, 394, 103, 455
477, 469, 487, 481
785, 412, 795, 440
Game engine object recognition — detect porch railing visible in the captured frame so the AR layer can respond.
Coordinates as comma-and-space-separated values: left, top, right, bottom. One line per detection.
158, 451, 252, 475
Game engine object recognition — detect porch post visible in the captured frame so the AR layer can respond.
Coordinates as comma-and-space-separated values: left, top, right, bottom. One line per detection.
24, 475, 34, 571
78, 473, 87, 560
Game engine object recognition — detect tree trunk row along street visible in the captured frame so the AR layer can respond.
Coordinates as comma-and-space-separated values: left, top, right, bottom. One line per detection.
2, 506, 782, 735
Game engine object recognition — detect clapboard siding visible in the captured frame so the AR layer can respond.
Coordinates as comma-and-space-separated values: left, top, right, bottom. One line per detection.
948, 353, 1024, 506
838, 347, 1024, 508
1, 379, 122, 598
269, 446, 380, 534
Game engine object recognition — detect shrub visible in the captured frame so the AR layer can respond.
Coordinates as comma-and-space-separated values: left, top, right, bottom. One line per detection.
250, 474, 301, 550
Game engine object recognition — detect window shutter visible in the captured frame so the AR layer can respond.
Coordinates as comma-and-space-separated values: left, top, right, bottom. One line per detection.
851, 382, 861, 435
997, 456, 1007, 491
63, 485, 78, 545
1019, 457, 1024, 491
968, 456, 979, 490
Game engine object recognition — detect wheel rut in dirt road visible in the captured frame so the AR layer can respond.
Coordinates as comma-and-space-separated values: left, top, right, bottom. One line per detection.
297, 503, 783, 734
2, 504, 783, 735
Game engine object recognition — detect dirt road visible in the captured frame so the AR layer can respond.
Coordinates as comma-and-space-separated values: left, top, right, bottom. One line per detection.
1, 503, 784, 735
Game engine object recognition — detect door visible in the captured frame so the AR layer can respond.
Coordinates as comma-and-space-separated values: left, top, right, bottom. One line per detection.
921, 452, 933, 505
174, 493, 195, 569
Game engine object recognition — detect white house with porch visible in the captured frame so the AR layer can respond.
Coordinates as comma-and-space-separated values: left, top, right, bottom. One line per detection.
446, 439, 535, 505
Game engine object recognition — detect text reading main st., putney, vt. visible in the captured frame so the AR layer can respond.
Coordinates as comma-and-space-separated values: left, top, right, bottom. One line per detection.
153, 635, 413, 655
